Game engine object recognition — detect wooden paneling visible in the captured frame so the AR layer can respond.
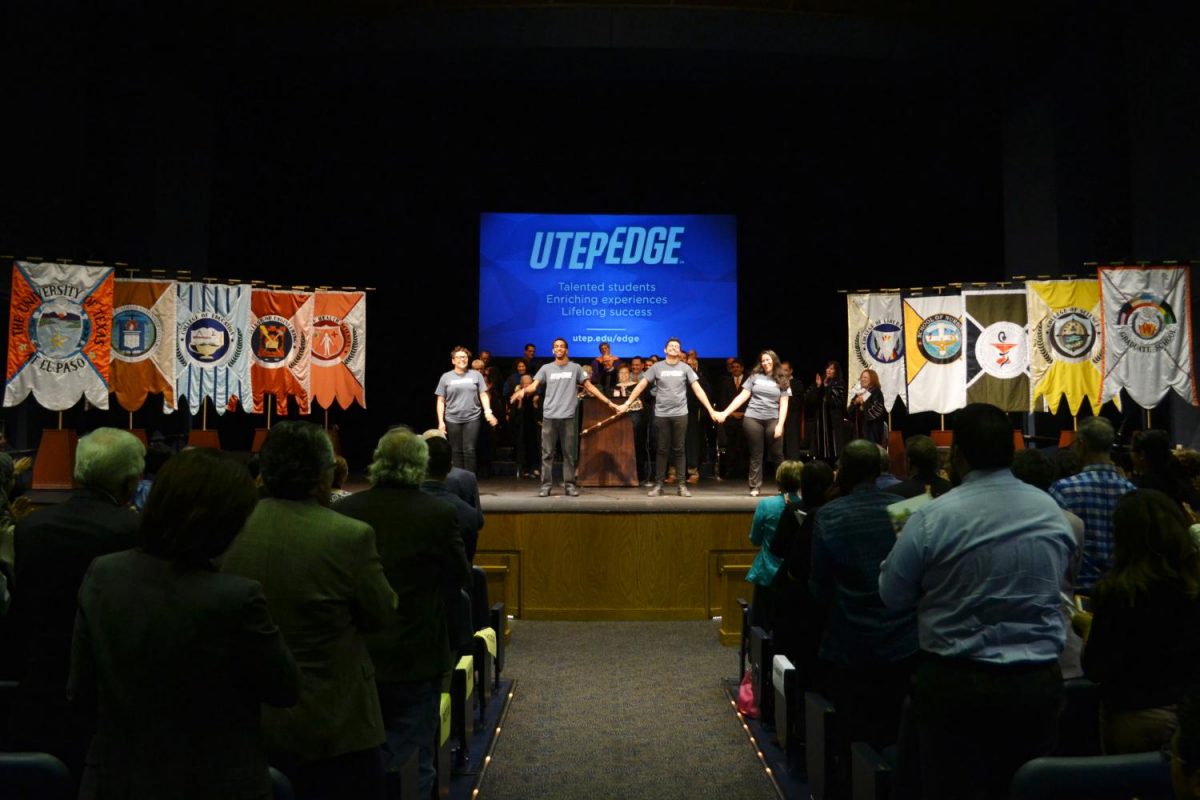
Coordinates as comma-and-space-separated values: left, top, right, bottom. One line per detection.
478, 512, 758, 637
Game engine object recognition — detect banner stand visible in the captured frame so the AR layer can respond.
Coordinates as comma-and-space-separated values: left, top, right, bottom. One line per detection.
187, 398, 221, 449
32, 421, 77, 489
251, 396, 272, 454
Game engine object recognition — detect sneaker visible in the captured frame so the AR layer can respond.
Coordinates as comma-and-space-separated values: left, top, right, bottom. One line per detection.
647, 484, 664, 497
687, 474, 699, 485
566, 485, 580, 497
538, 487, 551, 497
749, 488, 760, 497
678, 486, 693, 498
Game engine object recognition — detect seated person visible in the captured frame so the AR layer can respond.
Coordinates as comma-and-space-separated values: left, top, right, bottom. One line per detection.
889, 434, 951, 498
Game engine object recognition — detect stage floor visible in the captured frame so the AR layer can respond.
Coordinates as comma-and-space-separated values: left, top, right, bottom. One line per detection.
478, 475, 772, 514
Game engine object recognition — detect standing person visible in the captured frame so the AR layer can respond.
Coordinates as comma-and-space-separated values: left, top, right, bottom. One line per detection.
627, 358, 652, 484
744, 460, 803, 630
806, 360, 847, 464
590, 342, 622, 394
69, 448, 299, 800
222, 422, 397, 800
335, 428, 470, 800
851, 368, 887, 446
434, 346, 498, 474
878, 403, 1076, 800
716, 359, 749, 479
715, 349, 792, 497
619, 337, 719, 498
512, 338, 617, 497
1076, 489, 1200, 754
780, 361, 804, 460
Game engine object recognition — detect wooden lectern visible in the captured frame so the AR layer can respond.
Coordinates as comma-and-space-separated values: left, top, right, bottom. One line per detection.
577, 396, 638, 487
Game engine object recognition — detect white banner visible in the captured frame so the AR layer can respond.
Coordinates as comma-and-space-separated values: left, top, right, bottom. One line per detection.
1100, 266, 1196, 408
175, 282, 251, 415
903, 294, 966, 415
847, 293, 906, 412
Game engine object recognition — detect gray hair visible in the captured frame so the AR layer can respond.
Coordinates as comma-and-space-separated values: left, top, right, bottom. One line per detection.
368, 427, 428, 488
1076, 416, 1115, 456
74, 428, 146, 496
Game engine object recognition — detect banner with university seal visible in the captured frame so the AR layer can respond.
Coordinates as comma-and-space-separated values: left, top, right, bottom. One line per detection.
311, 291, 366, 410
847, 293, 906, 412
963, 288, 1030, 412
175, 282, 251, 415
1099, 266, 1196, 409
111, 279, 177, 412
1027, 279, 1105, 415
249, 288, 313, 415
903, 294, 966, 415
5, 261, 114, 411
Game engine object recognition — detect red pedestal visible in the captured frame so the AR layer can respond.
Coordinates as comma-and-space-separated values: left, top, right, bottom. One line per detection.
32, 429, 78, 490
187, 430, 222, 450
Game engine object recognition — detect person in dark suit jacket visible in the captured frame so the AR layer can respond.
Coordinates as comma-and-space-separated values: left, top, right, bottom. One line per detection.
335, 426, 471, 800
716, 359, 748, 478
223, 422, 397, 800
69, 448, 299, 800
8, 428, 144, 783
419, 433, 482, 561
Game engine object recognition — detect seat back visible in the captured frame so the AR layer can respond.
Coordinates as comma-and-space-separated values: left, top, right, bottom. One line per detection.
1055, 678, 1101, 757
0, 752, 73, 800
805, 691, 839, 800
471, 566, 490, 632
269, 766, 295, 800
1009, 752, 1171, 800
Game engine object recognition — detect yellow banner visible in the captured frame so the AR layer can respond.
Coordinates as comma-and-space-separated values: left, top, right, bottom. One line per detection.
1027, 279, 1107, 415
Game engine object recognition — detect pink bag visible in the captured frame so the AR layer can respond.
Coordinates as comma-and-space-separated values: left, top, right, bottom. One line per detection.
736, 669, 759, 718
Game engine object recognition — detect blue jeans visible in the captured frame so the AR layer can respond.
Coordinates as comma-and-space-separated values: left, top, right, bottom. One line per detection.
378, 680, 440, 799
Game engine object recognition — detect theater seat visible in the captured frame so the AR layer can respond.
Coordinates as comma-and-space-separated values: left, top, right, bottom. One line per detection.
269, 766, 295, 800
1009, 752, 1171, 800
1054, 678, 1101, 757
0, 752, 73, 800
805, 691, 839, 800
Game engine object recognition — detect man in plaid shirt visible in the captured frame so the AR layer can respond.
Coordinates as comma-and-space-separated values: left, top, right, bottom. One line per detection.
1048, 416, 1136, 593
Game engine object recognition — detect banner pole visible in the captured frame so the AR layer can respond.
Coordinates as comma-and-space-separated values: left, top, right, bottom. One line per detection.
1145, 408, 1152, 430
1073, 414, 1078, 431
324, 407, 329, 431
267, 395, 272, 430
939, 413, 945, 431
128, 411, 133, 430
202, 398, 208, 431
57, 411, 63, 431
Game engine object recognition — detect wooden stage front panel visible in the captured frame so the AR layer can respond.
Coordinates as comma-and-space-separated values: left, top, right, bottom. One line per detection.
475, 511, 758, 630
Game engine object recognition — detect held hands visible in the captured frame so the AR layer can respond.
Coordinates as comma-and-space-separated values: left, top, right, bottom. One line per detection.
510, 389, 523, 406
617, 401, 631, 414
711, 409, 727, 424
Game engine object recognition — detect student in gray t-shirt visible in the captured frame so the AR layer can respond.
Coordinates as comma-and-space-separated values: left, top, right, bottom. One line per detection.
435, 345, 498, 474
620, 337, 718, 498
715, 349, 793, 497
512, 338, 617, 497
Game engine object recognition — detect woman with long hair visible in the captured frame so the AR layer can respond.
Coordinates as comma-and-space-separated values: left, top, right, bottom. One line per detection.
715, 350, 792, 496
69, 448, 299, 799
851, 368, 887, 446
1079, 489, 1200, 754
434, 345, 498, 474
1131, 429, 1200, 511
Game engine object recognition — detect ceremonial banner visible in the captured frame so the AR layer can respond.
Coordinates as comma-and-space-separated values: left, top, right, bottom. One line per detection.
249, 288, 313, 415
176, 282, 251, 415
111, 279, 177, 412
963, 289, 1030, 412
6, 262, 113, 411
1100, 266, 1196, 409
1027, 279, 1104, 415
311, 291, 366, 410
847, 293, 906, 412
903, 294, 966, 415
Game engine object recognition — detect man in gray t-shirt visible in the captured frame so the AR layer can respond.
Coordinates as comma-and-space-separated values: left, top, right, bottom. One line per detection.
512, 338, 617, 497
619, 337, 718, 497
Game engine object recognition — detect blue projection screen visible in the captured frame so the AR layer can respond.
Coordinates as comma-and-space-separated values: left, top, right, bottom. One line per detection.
479, 213, 737, 356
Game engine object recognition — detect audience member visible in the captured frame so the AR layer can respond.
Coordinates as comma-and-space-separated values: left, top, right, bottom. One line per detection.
1012, 448, 1087, 679
1049, 416, 1137, 593
335, 427, 470, 800
418, 433, 482, 561
130, 441, 173, 513
810, 439, 915, 750
889, 434, 952, 499
744, 461, 803, 631
879, 403, 1075, 800
769, 460, 835, 686
1076, 489, 1200, 754
8, 428, 144, 781
1131, 429, 1200, 511
222, 421, 397, 800
875, 445, 902, 491
331, 455, 353, 503
69, 448, 299, 799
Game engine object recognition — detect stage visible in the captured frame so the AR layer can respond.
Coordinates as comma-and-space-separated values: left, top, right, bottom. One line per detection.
475, 476, 766, 644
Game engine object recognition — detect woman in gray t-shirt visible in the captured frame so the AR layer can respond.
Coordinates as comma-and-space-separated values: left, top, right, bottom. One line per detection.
715, 349, 792, 496
435, 345, 498, 473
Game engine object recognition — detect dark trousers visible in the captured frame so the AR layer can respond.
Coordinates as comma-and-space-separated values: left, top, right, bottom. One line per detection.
743, 416, 784, 490
541, 416, 577, 489
446, 417, 481, 474
271, 746, 385, 800
821, 656, 915, 753
914, 653, 1063, 800
653, 415, 688, 485
719, 416, 747, 477
629, 410, 649, 481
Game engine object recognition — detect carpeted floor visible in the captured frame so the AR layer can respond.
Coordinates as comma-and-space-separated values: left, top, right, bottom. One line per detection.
476, 620, 780, 800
